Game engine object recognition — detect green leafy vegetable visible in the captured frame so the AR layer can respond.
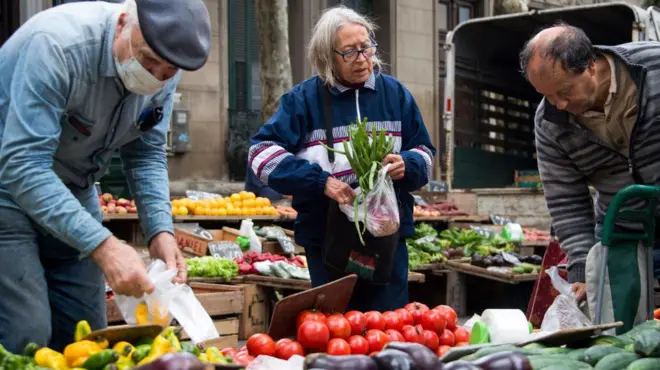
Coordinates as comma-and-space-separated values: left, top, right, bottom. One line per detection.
186, 256, 239, 281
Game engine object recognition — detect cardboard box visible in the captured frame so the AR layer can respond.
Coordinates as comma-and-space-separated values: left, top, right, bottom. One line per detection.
174, 225, 214, 256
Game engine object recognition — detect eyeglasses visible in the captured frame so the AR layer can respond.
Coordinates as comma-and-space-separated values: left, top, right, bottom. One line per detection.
334, 45, 378, 63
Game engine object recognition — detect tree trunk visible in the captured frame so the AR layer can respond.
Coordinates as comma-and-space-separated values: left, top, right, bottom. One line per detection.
256, 0, 293, 123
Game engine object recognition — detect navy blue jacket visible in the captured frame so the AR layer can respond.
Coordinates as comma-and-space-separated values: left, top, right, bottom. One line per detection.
244, 162, 284, 201
248, 73, 435, 248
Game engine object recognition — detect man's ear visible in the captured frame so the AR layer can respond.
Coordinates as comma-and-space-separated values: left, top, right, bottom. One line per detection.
115, 13, 128, 41
587, 59, 596, 76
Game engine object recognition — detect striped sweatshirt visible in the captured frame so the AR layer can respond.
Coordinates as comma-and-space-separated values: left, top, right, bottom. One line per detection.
248, 73, 435, 248
535, 42, 660, 283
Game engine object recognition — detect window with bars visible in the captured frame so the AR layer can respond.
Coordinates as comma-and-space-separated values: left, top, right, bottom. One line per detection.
326, 0, 373, 16
228, 0, 261, 112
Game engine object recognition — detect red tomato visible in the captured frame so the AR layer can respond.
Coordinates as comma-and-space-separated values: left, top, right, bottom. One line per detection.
344, 311, 368, 336
455, 341, 469, 347
220, 347, 238, 358
436, 345, 452, 356
382, 311, 403, 332
275, 338, 292, 348
405, 302, 430, 326
401, 325, 424, 345
233, 353, 255, 366
365, 329, 390, 352
415, 324, 425, 333
453, 327, 470, 343
439, 329, 455, 347
422, 330, 439, 350
275, 340, 305, 360
394, 308, 415, 326
421, 310, 447, 334
433, 305, 458, 331
326, 338, 352, 356
296, 310, 326, 328
246, 333, 276, 357
364, 311, 386, 331
326, 314, 352, 339
385, 329, 405, 342
297, 321, 330, 350
347, 335, 370, 355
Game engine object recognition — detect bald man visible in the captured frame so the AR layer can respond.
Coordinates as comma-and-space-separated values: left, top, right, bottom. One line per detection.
520, 24, 660, 302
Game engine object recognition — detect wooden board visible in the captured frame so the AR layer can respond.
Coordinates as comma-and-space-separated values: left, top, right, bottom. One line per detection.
189, 283, 245, 316
415, 215, 491, 223
268, 275, 357, 340
410, 262, 444, 272
82, 324, 163, 346
444, 260, 538, 284
518, 322, 624, 347
103, 214, 139, 221
243, 272, 426, 291
199, 334, 239, 351
188, 277, 245, 285
238, 284, 270, 340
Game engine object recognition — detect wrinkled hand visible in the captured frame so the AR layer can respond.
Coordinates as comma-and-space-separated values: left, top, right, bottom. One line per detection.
92, 236, 154, 298
149, 232, 187, 284
383, 154, 406, 180
324, 177, 356, 205
571, 282, 586, 303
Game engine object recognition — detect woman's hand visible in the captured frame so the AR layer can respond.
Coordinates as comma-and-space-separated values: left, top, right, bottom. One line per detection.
383, 154, 406, 180
324, 177, 356, 205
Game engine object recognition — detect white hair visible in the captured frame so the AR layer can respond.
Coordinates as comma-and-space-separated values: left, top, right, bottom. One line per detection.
120, 0, 141, 40
307, 5, 383, 87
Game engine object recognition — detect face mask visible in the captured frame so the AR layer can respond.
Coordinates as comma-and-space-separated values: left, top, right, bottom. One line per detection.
114, 32, 168, 95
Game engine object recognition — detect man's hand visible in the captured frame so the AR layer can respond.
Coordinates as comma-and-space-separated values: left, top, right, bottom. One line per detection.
383, 154, 405, 180
324, 177, 356, 205
149, 232, 187, 284
92, 236, 154, 298
571, 282, 586, 302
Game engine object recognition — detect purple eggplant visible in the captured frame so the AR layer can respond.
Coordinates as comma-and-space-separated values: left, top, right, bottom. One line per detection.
372, 349, 416, 370
384, 342, 443, 370
443, 361, 481, 370
304, 354, 378, 370
473, 351, 532, 370
132, 352, 205, 370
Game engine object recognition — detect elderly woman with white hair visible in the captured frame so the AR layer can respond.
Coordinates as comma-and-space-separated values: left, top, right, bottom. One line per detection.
0, 0, 210, 351
249, 6, 435, 311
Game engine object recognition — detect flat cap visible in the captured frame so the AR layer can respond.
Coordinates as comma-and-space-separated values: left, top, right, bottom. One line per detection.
137, 0, 212, 71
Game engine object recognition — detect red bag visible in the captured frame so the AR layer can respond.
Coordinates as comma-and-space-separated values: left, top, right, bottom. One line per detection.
526, 237, 568, 328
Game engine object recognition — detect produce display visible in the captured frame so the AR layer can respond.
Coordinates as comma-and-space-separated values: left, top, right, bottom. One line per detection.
98, 193, 137, 215
0, 320, 234, 370
413, 201, 468, 217
234, 251, 310, 280
406, 224, 543, 274
220, 302, 468, 369
170, 191, 277, 217
522, 228, 551, 243
443, 319, 660, 370
186, 256, 239, 281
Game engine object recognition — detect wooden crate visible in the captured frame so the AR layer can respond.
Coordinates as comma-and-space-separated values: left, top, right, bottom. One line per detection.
238, 284, 270, 340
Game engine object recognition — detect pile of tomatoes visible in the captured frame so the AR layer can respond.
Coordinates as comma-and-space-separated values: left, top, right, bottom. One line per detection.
230, 302, 470, 364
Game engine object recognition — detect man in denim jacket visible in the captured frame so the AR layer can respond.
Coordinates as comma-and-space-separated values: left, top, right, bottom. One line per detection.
0, 0, 211, 352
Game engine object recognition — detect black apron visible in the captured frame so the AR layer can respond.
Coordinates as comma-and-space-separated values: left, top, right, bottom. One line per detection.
319, 84, 400, 285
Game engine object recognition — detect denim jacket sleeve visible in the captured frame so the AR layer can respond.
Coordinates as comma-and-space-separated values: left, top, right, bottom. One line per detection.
0, 32, 112, 256
119, 74, 181, 245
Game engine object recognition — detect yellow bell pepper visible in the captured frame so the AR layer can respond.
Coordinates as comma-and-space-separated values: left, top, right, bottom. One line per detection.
63, 340, 102, 367
112, 341, 134, 359
135, 302, 170, 326
205, 347, 227, 364
137, 333, 171, 366
92, 336, 109, 350
113, 357, 135, 370
34, 347, 68, 370
198, 353, 209, 363
74, 320, 92, 342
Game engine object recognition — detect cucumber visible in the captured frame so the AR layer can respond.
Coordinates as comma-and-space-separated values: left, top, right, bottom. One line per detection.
621, 321, 660, 339
527, 355, 593, 369
82, 349, 119, 370
521, 263, 535, 273
567, 348, 588, 362
512, 266, 525, 274
472, 344, 519, 358
584, 345, 626, 366
594, 352, 639, 370
626, 358, 660, 369
633, 330, 660, 357
540, 347, 573, 355
590, 335, 631, 348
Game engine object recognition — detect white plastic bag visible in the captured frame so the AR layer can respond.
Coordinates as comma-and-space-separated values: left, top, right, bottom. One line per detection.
340, 164, 400, 237
540, 266, 592, 332
246, 355, 305, 370
114, 259, 219, 344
